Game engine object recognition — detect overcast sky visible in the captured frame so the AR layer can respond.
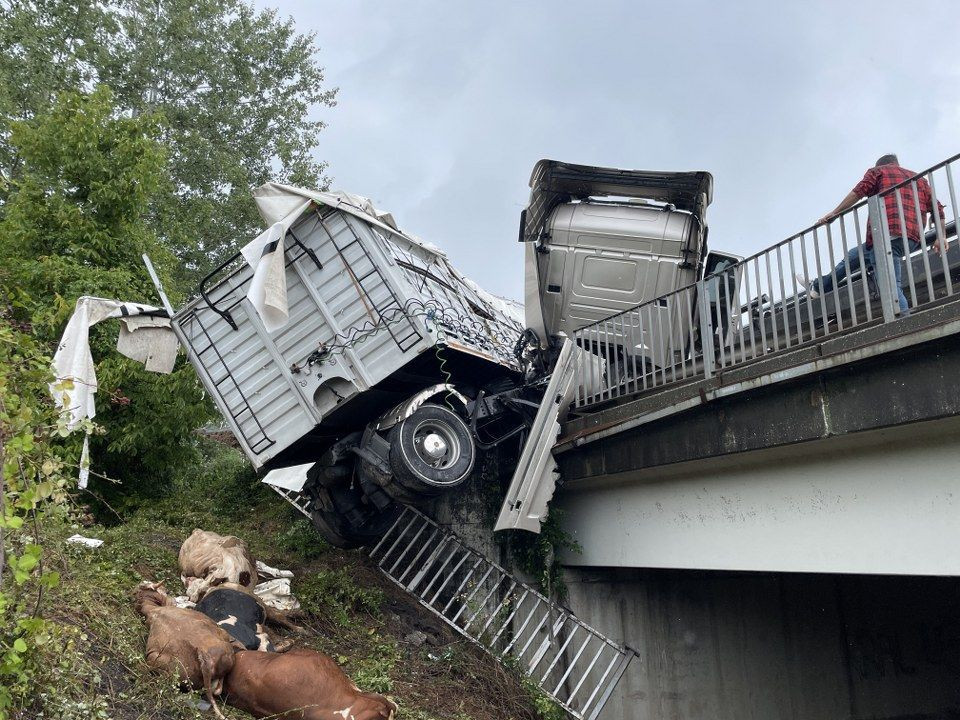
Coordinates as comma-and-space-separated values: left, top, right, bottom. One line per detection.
258, 0, 959, 301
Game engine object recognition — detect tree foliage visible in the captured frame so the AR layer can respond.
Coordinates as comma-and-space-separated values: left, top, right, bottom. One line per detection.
0, 0, 336, 494
0, 310, 74, 716
0, 87, 212, 499
1, 87, 168, 325
0, 0, 336, 286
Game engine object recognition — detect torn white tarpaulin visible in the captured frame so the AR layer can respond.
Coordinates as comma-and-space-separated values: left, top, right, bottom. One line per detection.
253, 183, 399, 234
116, 315, 178, 372
51, 296, 178, 488
255, 578, 300, 611
241, 221, 289, 333
256, 560, 293, 579
255, 560, 300, 610
244, 184, 402, 334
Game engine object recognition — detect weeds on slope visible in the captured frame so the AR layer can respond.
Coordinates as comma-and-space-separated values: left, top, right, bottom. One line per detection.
17, 439, 549, 720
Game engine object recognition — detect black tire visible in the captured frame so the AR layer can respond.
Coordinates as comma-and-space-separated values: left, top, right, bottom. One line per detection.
308, 483, 400, 549
387, 403, 475, 498
310, 505, 361, 549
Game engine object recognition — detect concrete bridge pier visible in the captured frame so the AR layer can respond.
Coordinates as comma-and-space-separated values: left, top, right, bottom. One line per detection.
562, 566, 960, 720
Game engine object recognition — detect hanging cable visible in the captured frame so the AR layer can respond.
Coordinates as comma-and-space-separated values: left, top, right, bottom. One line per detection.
425, 307, 456, 411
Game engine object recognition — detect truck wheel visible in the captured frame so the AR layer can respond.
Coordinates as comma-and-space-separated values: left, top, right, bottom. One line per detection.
308, 484, 400, 549
310, 507, 363, 549
388, 403, 475, 498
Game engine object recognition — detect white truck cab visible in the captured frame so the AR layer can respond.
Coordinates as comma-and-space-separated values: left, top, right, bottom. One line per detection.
496, 160, 742, 532
521, 159, 739, 345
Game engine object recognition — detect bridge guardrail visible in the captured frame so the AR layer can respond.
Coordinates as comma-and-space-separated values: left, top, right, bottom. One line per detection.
573, 153, 960, 409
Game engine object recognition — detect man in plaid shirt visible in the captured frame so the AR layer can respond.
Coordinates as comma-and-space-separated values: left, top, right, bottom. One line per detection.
801, 153, 945, 315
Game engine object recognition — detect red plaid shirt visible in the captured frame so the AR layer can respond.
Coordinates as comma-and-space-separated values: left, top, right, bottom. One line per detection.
854, 164, 943, 247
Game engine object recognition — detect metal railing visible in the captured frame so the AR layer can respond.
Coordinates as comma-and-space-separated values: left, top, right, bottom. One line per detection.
370, 506, 636, 720
265, 488, 638, 720
573, 153, 960, 409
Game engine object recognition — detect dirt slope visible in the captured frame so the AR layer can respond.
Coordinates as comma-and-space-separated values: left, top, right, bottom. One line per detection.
20, 443, 555, 720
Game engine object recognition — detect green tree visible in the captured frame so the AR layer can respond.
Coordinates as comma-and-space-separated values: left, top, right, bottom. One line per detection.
0, 305, 76, 717
0, 1, 117, 181
0, 87, 212, 499
0, 0, 336, 287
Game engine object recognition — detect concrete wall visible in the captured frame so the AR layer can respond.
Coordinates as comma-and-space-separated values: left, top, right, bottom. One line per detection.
565, 567, 960, 720
555, 416, 960, 575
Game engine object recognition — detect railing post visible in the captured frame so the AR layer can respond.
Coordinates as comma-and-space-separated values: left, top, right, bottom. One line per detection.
868, 195, 899, 322
696, 279, 715, 378
571, 329, 583, 408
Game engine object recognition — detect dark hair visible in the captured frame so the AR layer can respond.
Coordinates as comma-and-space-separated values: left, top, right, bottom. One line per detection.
875, 154, 899, 167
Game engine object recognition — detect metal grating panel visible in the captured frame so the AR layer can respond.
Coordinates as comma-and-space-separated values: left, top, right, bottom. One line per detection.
369, 506, 636, 720
268, 485, 312, 518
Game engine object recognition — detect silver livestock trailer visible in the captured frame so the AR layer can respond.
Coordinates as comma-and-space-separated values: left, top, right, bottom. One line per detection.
152, 184, 530, 546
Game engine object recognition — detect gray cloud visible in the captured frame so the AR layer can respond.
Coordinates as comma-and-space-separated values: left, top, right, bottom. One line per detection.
259, 0, 959, 300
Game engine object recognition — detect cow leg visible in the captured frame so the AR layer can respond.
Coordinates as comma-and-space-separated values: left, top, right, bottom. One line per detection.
255, 625, 275, 652
264, 605, 305, 633
146, 649, 194, 690
197, 649, 228, 720
260, 622, 295, 652
271, 635, 295, 653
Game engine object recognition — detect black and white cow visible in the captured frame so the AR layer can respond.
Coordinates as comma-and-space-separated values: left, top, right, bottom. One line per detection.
195, 585, 274, 652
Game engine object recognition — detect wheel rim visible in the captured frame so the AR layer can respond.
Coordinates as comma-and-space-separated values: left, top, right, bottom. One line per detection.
411, 419, 461, 473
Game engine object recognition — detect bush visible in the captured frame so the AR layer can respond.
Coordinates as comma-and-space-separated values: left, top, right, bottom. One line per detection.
0, 87, 214, 504
297, 568, 385, 628
0, 310, 82, 716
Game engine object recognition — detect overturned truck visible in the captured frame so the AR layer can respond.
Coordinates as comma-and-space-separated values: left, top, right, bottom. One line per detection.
155, 185, 534, 546
147, 163, 724, 547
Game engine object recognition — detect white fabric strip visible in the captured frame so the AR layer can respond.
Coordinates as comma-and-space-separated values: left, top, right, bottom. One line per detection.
50, 296, 177, 488
241, 221, 289, 333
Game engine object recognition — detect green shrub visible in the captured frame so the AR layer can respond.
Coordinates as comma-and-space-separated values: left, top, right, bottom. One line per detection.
273, 517, 330, 561
351, 641, 400, 694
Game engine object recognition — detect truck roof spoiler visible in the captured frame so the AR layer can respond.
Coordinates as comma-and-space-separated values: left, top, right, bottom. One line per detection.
520, 158, 714, 245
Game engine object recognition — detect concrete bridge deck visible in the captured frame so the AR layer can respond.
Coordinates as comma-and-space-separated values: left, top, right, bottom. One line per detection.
545, 297, 960, 720
553, 295, 960, 575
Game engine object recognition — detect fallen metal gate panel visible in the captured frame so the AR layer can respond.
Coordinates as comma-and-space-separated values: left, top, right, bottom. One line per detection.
269, 485, 312, 518
369, 506, 636, 720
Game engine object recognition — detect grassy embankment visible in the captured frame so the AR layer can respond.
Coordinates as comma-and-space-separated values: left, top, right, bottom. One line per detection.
23, 441, 561, 720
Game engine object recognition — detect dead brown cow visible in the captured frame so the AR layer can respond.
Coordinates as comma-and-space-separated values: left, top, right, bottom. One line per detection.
223, 648, 397, 720
179, 528, 257, 602
134, 582, 236, 719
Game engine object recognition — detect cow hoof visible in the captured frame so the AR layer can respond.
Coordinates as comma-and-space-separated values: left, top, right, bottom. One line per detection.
274, 639, 296, 653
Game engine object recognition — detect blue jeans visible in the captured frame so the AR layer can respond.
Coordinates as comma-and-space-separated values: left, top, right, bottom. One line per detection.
814, 237, 920, 314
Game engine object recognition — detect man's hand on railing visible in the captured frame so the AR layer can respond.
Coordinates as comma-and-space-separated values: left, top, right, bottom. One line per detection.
819, 190, 861, 227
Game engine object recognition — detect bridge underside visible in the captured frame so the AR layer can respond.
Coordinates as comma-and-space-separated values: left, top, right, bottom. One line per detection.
563, 565, 960, 720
